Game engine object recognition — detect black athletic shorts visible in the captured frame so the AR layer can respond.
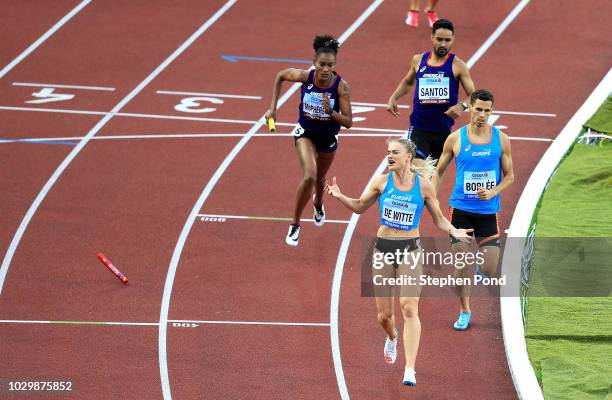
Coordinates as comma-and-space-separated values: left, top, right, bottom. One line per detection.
449, 207, 500, 247
374, 237, 421, 268
408, 126, 450, 160
292, 124, 338, 153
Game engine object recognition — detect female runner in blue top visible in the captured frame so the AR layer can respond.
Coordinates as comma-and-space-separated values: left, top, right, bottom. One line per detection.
325, 138, 473, 386
265, 35, 353, 247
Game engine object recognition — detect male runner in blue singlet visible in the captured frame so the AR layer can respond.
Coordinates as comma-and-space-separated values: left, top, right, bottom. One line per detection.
432, 89, 515, 330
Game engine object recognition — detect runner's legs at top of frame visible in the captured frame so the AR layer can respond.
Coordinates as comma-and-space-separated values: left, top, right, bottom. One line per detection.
406, 0, 440, 27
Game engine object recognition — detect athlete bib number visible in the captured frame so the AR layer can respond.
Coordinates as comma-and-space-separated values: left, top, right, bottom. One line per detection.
302, 92, 334, 120
418, 76, 450, 104
463, 170, 497, 198
292, 124, 305, 137
381, 199, 417, 230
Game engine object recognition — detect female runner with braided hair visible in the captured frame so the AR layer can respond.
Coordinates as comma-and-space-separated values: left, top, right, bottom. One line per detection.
265, 35, 353, 246
325, 138, 473, 386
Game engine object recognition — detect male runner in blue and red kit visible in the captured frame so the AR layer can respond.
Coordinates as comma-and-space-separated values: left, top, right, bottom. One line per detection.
387, 19, 474, 163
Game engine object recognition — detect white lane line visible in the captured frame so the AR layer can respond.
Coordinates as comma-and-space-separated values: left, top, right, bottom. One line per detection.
0, 0, 92, 79
93, 132, 396, 139
13, 82, 115, 91
0, 105, 406, 131
0, 105, 556, 126
0, 107, 554, 142
0, 131, 554, 143
326, 2, 386, 398
330, 182, 385, 400
337, 126, 405, 133
0, 319, 329, 327
156, 90, 261, 99
156, 3, 384, 400
267, 132, 553, 141
508, 136, 553, 142
197, 213, 350, 224
0, 106, 108, 116
493, 110, 556, 117
0, 106, 268, 125
466, 0, 530, 68
169, 320, 331, 327
353, 101, 410, 109
0, 132, 554, 143
281, 130, 403, 135
0, 319, 159, 326
0, 133, 393, 142
0, 0, 237, 296
119, 111, 257, 124
0, 105, 276, 126
350, 103, 554, 117
330, 2, 533, 400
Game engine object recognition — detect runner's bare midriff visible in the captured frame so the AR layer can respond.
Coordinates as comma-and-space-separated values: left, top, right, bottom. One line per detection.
377, 225, 420, 239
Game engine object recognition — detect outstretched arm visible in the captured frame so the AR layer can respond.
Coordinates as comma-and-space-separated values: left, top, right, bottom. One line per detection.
265, 68, 309, 121
325, 175, 384, 214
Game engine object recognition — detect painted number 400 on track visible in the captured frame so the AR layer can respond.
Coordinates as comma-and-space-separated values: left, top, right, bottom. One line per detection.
172, 323, 198, 328
200, 216, 226, 222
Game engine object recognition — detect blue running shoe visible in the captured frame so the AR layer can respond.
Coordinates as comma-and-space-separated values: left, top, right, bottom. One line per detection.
453, 311, 471, 330
474, 265, 487, 285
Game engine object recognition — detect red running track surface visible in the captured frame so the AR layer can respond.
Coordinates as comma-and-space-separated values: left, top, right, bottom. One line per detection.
0, 0, 610, 399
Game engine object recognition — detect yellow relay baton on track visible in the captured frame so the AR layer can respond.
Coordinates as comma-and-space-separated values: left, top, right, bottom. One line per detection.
267, 117, 276, 132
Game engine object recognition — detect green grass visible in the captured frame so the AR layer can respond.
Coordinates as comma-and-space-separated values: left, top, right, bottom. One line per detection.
534, 142, 612, 237
524, 99, 612, 399
583, 95, 612, 135
527, 339, 612, 400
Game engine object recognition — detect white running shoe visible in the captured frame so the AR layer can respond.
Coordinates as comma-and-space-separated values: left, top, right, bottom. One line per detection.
403, 368, 416, 386
313, 194, 325, 227
384, 328, 398, 364
285, 224, 300, 247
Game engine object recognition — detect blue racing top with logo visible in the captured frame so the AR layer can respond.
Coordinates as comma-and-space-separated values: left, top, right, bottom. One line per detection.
298, 70, 341, 135
410, 51, 459, 133
450, 125, 503, 214
378, 173, 425, 230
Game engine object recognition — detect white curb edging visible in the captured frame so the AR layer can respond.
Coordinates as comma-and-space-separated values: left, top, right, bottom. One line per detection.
500, 67, 612, 400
